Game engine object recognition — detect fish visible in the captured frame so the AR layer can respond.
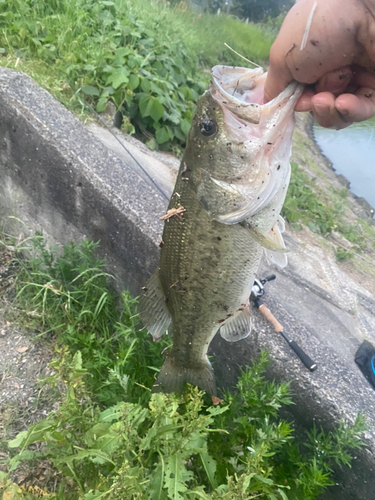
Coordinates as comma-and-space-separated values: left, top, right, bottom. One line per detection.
139, 65, 303, 401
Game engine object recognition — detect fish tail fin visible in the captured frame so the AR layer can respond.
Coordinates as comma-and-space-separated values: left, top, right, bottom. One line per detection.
152, 353, 217, 397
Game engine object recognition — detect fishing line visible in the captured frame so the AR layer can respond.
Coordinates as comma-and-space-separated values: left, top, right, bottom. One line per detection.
224, 43, 262, 68
67, 79, 170, 201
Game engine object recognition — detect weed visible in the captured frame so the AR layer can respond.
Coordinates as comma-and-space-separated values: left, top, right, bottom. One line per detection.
0, 0, 273, 151
11, 234, 168, 406
282, 162, 338, 235
0, 350, 366, 499
0, 236, 367, 499
336, 247, 354, 262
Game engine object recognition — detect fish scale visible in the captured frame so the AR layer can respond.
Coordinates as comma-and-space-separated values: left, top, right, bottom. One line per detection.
160, 173, 262, 367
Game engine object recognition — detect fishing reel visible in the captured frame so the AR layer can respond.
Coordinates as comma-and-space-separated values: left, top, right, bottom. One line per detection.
251, 274, 276, 299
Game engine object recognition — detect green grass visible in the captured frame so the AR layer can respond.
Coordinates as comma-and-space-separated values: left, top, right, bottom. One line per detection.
282, 162, 339, 235
0, 234, 367, 499
0, 0, 273, 152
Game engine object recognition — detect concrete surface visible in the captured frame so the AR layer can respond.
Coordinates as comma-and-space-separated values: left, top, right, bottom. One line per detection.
1, 68, 375, 499
0, 68, 167, 295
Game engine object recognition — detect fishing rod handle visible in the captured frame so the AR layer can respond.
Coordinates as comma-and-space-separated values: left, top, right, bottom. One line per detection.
258, 304, 317, 372
288, 340, 318, 372
258, 304, 283, 333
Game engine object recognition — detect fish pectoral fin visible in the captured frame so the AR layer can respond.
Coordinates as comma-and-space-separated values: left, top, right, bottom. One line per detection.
240, 220, 287, 252
138, 269, 172, 340
263, 217, 288, 268
219, 305, 252, 342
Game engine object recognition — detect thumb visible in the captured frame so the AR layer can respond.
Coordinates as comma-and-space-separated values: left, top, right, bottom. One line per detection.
263, 62, 294, 103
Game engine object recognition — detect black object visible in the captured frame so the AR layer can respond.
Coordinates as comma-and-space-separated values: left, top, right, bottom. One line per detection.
251, 275, 318, 372
355, 340, 375, 390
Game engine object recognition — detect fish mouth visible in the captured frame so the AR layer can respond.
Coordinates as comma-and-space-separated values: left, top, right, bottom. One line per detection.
210, 65, 301, 128
211, 65, 265, 124
204, 66, 304, 224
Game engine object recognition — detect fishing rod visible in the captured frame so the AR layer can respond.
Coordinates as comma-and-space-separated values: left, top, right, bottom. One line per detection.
251, 275, 318, 372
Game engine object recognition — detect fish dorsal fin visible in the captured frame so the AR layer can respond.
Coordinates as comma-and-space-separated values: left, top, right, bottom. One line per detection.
240, 219, 287, 252
219, 305, 252, 342
138, 270, 172, 340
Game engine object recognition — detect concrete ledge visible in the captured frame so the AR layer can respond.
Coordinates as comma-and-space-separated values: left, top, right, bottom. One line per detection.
0, 67, 167, 295
1, 68, 375, 499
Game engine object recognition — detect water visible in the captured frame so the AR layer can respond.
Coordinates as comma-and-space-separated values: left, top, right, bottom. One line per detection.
313, 118, 375, 210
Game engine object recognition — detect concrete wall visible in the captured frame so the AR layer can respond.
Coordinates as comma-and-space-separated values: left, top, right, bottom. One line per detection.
0, 67, 166, 295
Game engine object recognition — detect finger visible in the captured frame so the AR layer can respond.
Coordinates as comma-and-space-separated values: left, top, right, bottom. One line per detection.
336, 88, 375, 122
295, 87, 316, 112
315, 66, 353, 95
263, 56, 294, 103
311, 92, 352, 129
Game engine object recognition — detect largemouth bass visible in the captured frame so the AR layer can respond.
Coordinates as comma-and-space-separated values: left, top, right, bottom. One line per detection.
139, 66, 302, 400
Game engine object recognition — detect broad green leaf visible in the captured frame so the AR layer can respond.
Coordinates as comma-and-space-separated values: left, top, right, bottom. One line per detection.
139, 95, 153, 118
199, 452, 218, 489
8, 431, 28, 449
151, 82, 164, 95
87, 423, 111, 438
107, 72, 129, 89
94, 433, 122, 454
150, 98, 164, 122
8, 421, 54, 448
156, 126, 170, 144
242, 473, 256, 492
146, 138, 158, 150
185, 491, 210, 499
255, 474, 274, 485
141, 78, 151, 93
99, 402, 126, 422
173, 126, 185, 142
180, 119, 191, 137
96, 96, 108, 113
148, 460, 167, 500
165, 454, 193, 500
128, 74, 140, 90
117, 46, 133, 57
81, 85, 100, 97
166, 113, 181, 125
55, 448, 115, 465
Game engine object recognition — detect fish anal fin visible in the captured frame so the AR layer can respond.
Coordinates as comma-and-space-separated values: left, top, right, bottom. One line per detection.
219, 305, 252, 342
138, 270, 172, 340
153, 354, 216, 397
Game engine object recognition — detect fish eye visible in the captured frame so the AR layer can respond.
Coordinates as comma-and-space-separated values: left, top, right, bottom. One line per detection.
199, 117, 217, 137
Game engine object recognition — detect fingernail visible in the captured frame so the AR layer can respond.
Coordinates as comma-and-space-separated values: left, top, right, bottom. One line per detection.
313, 102, 330, 117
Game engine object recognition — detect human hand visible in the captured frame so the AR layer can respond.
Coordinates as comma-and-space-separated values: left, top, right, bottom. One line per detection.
264, 0, 375, 129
